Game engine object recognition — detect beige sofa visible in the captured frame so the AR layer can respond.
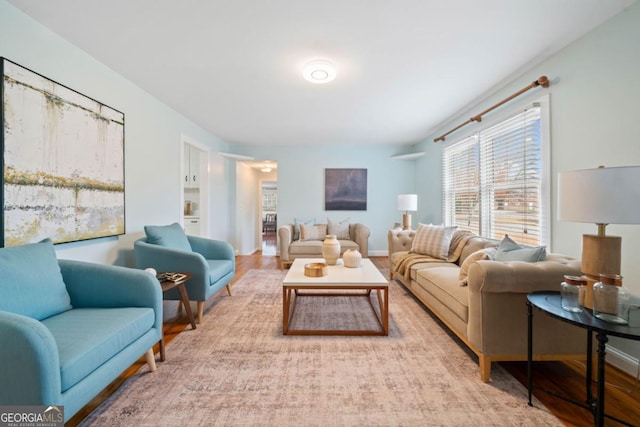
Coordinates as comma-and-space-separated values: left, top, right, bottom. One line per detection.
279, 223, 370, 269
388, 229, 587, 382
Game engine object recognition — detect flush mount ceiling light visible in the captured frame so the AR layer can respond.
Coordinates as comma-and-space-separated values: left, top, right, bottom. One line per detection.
302, 60, 336, 84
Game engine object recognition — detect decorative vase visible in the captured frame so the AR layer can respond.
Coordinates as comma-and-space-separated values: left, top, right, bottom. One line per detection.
343, 248, 362, 268
593, 274, 630, 324
322, 235, 341, 265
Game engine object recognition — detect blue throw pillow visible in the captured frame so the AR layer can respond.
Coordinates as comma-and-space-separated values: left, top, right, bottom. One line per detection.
494, 235, 546, 262
145, 223, 192, 251
0, 238, 72, 320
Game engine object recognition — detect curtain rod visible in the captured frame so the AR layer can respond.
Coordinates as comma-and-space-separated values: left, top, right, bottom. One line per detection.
433, 75, 549, 143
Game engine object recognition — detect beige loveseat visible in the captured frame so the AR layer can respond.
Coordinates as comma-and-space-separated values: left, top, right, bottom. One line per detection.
279, 223, 370, 269
388, 229, 587, 382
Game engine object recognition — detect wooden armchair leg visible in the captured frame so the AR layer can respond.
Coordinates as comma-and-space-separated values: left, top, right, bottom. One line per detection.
197, 301, 204, 324
226, 284, 233, 296
145, 348, 157, 372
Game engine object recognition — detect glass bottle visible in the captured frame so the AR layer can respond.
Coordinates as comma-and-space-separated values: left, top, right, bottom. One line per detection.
593, 274, 630, 324
561, 275, 586, 313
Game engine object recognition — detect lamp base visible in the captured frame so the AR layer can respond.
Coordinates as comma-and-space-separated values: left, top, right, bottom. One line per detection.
402, 213, 412, 230
580, 234, 622, 310
581, 234, 621, 277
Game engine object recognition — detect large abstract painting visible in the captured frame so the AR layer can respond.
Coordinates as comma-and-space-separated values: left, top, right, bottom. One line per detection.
324, 168, 367, 211
1, 58, 125, 246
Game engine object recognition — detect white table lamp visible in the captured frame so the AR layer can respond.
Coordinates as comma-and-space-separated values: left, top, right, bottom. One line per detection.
398, 194, 418, 230
558, 165, 640, 307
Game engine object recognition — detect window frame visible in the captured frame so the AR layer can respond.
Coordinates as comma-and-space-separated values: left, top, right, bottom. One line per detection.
441, 94, 551, 247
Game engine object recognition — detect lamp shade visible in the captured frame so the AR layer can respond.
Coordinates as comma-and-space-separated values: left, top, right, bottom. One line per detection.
557, 166, 640, 224
397, 194, 418, 212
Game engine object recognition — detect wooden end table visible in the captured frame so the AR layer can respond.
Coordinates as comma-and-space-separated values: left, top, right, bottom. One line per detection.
157, 272, 195, 361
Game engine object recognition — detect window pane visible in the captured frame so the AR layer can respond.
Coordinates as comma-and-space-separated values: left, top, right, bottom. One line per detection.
442, 106, 544, 246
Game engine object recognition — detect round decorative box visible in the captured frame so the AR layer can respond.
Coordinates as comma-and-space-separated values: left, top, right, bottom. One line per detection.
343, 248, 362, 268
322, 235, 341, 265
304, 262, 328, 277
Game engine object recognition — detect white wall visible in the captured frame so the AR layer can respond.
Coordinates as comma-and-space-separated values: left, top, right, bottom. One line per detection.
415, 3, 640, 364
0, 1, 234, 265
234, 143, 418, 255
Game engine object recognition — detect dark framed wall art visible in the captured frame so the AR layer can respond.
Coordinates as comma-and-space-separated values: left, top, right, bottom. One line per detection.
1, 58, 125, 247
324, 168, 367, 211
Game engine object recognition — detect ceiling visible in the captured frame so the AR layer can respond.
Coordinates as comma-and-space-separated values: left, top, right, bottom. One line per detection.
8, 0, 634, 147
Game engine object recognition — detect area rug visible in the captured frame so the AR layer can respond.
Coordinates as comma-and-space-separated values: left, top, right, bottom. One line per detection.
80, 269, 561, 426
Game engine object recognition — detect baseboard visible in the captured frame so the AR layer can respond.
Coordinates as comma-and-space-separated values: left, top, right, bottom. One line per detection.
607, 344, 639, 378
368, 250, 388, 257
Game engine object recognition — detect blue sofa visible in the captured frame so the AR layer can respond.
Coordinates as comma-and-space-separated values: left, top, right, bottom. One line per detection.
135, 223, 235, 324
0, 239, 162, 422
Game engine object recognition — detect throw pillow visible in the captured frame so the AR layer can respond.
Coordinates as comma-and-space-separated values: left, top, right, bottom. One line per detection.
458, 247, 497, 286
494, 235, 546, 262
410, 224, 457, 260
145, 223, 192, 252
293, 218, 315, 241
327, 217, 350, 240
300, 224, 327, 241
447, 229, 474, 262
0, 238, 73, 320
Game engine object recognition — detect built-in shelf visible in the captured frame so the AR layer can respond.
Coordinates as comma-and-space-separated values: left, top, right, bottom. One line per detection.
218, 152, 255, 160
390, 152, 425, 160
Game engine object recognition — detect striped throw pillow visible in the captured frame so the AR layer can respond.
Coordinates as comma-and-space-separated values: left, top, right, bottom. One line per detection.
299, 224, 327, 241
411, 224, 457, 259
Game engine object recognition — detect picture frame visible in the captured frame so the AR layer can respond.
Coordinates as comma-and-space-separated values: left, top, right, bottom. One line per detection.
324, 168, 367, 211
1, 58, 125, 246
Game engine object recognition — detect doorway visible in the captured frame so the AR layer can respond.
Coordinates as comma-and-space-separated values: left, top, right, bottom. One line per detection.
261, 180, 277, 255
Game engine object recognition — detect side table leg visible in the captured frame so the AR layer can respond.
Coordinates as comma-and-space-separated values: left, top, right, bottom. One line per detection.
159, 338, 166, 362
586, 328, 593, 405
527, 300, 533, 406
177, 283, 196, 330
595, 331, 608, 427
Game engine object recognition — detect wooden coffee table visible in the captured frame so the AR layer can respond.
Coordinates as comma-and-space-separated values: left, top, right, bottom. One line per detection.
157, 272, 195, 361
282, 258, 389, 336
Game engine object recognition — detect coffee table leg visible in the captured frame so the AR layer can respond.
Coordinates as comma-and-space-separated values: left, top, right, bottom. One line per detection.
283, 287, 290, 334
381, 288, 389, 335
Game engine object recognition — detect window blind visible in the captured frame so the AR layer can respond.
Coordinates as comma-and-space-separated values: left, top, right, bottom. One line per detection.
442, 104, 548, 246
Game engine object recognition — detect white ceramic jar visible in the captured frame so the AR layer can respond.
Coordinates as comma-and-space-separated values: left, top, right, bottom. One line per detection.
343, 248, 362, 268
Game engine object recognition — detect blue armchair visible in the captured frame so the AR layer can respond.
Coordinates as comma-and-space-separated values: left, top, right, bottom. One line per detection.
134, 223, 235, 324
0, 239, 162, 422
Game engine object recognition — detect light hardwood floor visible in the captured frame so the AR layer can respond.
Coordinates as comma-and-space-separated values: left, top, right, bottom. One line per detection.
69, 243, 640, 426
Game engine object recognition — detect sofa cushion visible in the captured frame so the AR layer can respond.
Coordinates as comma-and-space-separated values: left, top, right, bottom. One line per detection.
293, 218, 315, 241
415, 267, 469, 323
495, 235, 546, 262
289, 239, 358, 257
459, 248, 497, 286
411, 224, 457, 259
300, 224, 327, 241
145, 223, 192, 252
41, 307, 155, 392
328, 217, 350, 239
390, 250, 455, 283
0, 239, 72, 321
